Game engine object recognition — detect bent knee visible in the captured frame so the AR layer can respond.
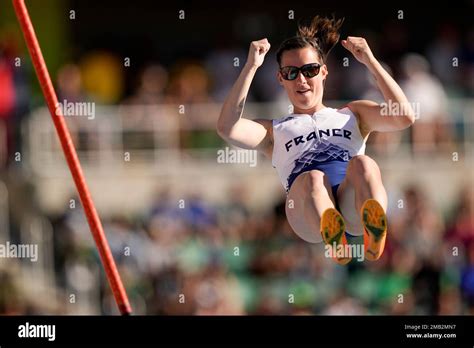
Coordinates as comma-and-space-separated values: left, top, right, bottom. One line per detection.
347, 155, 381, 181
348, 155, 379, 174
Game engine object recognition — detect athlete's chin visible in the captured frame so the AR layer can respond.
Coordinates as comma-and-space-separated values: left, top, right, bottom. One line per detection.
293, 94, 315, 106
293, 99, 317, 112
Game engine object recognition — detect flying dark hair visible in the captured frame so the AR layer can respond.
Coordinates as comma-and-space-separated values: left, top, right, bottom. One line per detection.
276, 15, 344, 66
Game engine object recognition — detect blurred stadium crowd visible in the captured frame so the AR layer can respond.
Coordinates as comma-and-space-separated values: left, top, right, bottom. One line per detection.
0, 0, 473, 314
2, 182, 473, 315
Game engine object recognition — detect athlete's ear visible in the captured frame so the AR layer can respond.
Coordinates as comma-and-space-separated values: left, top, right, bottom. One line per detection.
321, 64, 328, 81
277, 71, 284, 85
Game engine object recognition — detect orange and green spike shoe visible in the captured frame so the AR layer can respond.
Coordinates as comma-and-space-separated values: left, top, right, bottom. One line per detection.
361, 199, 388, 261
320, 208, 351, 265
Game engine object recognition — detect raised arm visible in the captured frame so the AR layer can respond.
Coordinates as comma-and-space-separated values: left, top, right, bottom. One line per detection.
341, 37, 416, 134
216, 39, 273, 158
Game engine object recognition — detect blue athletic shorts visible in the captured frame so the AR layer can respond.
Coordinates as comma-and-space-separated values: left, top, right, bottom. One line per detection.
287, 160, 349, 208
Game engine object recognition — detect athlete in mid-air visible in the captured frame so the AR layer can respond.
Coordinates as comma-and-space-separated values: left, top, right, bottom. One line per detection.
217, 16, 415, 264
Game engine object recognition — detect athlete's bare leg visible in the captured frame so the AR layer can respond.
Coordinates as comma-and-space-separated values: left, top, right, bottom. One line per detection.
285, 170, 336, 243
338, 155, 387, 220
337, 155, 388, 260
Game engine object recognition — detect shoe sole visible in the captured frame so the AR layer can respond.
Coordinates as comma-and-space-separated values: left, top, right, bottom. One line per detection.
320, 208, 351, 265
361, 199, 387, 261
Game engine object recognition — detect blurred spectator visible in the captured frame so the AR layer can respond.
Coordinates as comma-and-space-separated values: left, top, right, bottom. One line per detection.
438, 287, 463, 315
56, 63, 97, 153
205, 43, 246, 102
0, 265, 25, 314
124, 63, 168, 105
323, 291, 367, 315
0, 50, 15, 167
400, 54, 453, 155
119, 63, 171, 150
461, 245, 474, 314
389, 185, 446, 314
446, 185, 474, 250
193, 267, 245, 315
391, 185, 445, 261
379, 20, 409, 71
80, 51, 125, 104
426, 23, 462, 95
165, 61, 212, 105
164, 61, 214, 150
57, 63, 86, 103
412, 261, 441, 314
0, 32, 30, 168
252, 51, 284, 102
461, 29, 474, 97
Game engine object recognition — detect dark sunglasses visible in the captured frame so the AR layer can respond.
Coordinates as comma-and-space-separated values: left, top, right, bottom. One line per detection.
279, 63, 322, 81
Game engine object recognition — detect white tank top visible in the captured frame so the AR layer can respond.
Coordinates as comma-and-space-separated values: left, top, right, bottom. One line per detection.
272, 106, 367, 193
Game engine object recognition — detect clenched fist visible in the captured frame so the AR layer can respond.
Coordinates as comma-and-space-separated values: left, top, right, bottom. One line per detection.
341, 36, 375, 66
246, 38, 271, 69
